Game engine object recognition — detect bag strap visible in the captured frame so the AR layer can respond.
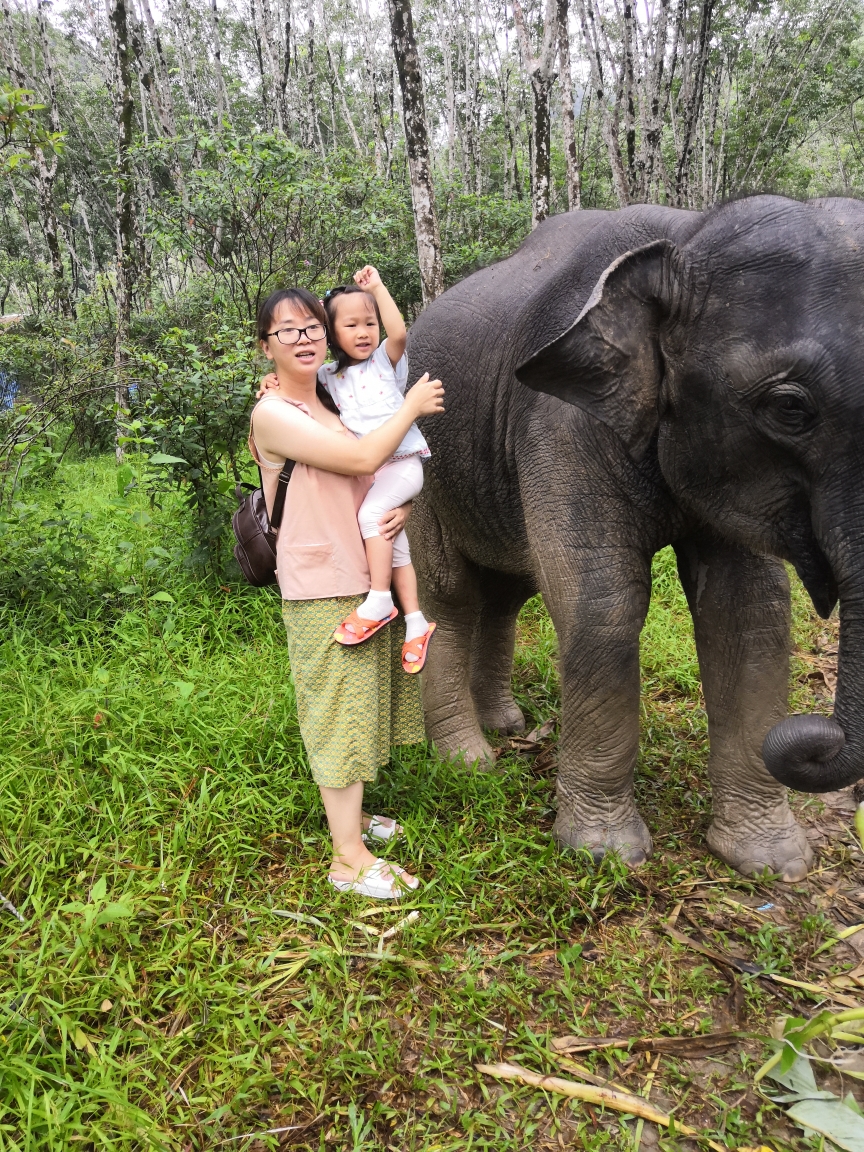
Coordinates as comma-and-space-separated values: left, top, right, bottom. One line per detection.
268, 460, 295, 534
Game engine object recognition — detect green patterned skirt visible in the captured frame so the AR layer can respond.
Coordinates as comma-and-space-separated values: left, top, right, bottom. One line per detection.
282, 595, 426, 789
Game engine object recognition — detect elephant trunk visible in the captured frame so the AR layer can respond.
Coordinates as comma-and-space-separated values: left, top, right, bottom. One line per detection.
763, 594, 864, 793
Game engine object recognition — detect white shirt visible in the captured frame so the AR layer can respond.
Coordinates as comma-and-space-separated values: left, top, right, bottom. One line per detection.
317, 343, 431, 460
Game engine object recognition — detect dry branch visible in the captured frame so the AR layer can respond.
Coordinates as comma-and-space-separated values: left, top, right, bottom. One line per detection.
476, 1062, 727, 1149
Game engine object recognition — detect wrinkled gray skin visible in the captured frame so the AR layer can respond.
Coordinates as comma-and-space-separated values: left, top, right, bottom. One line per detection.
406, 196, 864, 882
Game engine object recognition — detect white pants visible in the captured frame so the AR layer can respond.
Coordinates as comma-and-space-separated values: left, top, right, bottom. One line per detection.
357, 455, 424, 569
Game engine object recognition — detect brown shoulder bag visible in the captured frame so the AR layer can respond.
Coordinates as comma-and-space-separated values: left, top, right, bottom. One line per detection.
232, 460, 294, 587
233, 384, 340, 586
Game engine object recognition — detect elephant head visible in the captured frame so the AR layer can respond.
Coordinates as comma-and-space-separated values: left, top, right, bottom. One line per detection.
516, 195, 864, 795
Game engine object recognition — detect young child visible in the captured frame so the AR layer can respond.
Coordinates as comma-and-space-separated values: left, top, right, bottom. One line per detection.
321, 267, 435, 673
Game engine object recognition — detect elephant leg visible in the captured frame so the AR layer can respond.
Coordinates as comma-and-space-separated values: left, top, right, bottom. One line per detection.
469, 571, 537, 735
540, 547, 654, 867
675, 533, 813, 882
408, 495, 493, 765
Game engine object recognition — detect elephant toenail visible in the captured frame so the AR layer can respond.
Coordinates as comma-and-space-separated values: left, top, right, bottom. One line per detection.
781, 859, 809, 883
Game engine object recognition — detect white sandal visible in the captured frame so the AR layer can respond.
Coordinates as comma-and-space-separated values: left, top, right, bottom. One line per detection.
361, 815, 403, 845
327, 859, 420, 900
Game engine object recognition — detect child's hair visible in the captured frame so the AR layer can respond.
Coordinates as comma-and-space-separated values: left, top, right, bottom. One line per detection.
256, 288, 327, 343
322, 285, 382, 372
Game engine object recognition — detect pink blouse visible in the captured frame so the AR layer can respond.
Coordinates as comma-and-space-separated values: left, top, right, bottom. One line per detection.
249, 396, 373, 601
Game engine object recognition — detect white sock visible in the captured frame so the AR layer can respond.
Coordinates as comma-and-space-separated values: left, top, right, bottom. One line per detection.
359, 589, 394, 621
404, 610, 429, 643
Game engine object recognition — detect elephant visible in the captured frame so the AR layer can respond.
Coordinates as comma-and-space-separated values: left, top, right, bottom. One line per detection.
406, 195, 864, 882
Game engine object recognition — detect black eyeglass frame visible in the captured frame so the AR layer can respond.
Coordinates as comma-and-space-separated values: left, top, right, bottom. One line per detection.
266, 323, 327, 346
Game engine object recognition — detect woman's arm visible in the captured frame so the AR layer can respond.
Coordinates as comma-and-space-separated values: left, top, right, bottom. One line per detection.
253, 375, 443, 477
354, 265, 406, 366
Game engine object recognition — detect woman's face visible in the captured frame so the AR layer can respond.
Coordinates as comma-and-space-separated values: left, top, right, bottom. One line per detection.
331, 293, 381, 364
261, 300, 328, 380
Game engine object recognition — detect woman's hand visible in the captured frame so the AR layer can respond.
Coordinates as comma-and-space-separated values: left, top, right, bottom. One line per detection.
377, 501, 411, 541
256, 372, 279, 399
405, 373, 445, 418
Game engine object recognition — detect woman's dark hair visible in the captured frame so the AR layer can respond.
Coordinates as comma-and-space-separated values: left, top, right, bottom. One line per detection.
256, 287, 327, 343
322, 285, 382, 372
256, 288, 339, 415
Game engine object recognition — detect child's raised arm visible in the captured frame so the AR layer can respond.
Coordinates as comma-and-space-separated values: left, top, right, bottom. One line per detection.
354, 265, 406, 367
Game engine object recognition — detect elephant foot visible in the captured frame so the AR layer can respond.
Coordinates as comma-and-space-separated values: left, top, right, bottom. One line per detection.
553, 803, 652, 868
429, 725, 496, 769
707, 811, 814, 882
476, 698, 526, 736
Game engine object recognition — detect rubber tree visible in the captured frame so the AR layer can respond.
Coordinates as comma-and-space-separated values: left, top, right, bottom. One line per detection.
387, 0, 443, 305
557, 0, 580, 209
109, 0, 137, 461
512, 0, 558, 227
0, 0, 72, 315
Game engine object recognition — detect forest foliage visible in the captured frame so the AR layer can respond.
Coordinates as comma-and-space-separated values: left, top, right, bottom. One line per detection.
1, 0, 864, 565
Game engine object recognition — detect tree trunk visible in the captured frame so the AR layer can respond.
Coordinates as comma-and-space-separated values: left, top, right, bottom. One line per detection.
250, 0, 271, 129
277, 0, 292, 134
360, 0, 389, 176
1, 0, 72, 314
638, 0, 670, 204
622, 0, 638, 198
261, 0, 285, 132
138, 0, 178, 136
574, 0, 629, 206
210, 0, 228, 127
387, 0, 443, 305
320, 0, 362, 154
557, 0, 580, 209
513, 0, 558, 227
674, 0, 714, 206
109, 0, 137, 462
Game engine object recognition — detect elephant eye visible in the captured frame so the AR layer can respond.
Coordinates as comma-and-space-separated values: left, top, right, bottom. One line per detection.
760, 383, 817, 435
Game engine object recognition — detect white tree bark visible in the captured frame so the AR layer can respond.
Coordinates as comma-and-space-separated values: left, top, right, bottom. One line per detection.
557, 0, 580, 209
512, 0, 558, 226
388, 0, 443, 305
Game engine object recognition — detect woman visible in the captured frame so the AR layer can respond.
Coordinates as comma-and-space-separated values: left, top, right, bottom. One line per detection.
250, 287, 444, 899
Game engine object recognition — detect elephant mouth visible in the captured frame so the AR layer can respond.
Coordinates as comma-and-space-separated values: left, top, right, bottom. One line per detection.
771, 497, 838, 620
788, 537, 838, 620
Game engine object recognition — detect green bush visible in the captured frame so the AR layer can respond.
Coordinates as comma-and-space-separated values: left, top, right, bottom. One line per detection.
129, 325, 259, 570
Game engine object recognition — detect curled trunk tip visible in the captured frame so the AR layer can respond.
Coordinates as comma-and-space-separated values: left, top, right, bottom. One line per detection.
762, 714, 853, 793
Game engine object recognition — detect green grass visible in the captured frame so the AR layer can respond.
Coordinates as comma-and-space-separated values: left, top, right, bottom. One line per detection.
0, 456, 857, 1150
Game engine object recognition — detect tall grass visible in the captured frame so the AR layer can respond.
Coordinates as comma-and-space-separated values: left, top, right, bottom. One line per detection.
0, 456, 839, 1149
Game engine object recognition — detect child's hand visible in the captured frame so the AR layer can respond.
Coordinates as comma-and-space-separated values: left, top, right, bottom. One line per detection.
354, 265, 383, 292
256, 372, 279, 399
406, 372, 445, 418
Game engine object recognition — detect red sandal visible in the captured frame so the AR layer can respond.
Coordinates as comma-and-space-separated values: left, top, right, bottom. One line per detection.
402, 622, 437, 673
333, 606, 398, 646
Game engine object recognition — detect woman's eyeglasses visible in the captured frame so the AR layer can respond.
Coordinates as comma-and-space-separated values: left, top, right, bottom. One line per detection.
267, 323, 327, 345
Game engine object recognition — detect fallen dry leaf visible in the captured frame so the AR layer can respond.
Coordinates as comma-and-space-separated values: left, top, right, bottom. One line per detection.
767, 973, 862, 1010
663, 924, 760, 974
508, 717, 557, 753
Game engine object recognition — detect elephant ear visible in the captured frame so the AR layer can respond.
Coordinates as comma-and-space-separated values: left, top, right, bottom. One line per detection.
516, 239, 678, 461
